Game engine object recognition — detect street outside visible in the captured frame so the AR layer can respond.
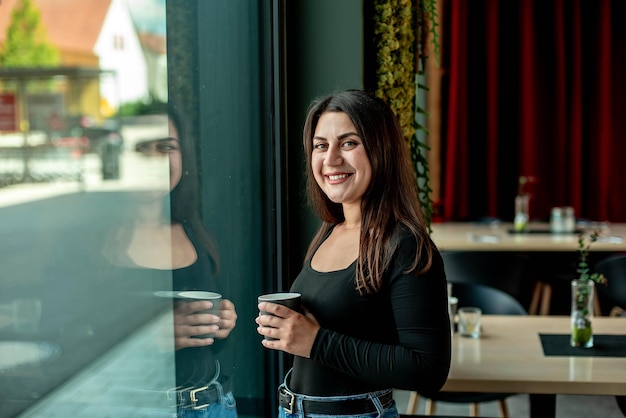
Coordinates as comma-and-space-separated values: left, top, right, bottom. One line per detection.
0, 114, 170, 208
0, 114, 179, 418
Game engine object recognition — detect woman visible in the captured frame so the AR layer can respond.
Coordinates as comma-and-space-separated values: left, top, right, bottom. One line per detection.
103, 104, 239, 417
256, 90, 451, 417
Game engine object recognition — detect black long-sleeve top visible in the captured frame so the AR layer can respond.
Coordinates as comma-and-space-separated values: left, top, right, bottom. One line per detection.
289, 226, 451, 396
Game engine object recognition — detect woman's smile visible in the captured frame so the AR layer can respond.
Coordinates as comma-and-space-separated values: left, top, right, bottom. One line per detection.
325, 172, 352, 183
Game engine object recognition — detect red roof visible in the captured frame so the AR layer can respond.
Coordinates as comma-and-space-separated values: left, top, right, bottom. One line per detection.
0, 0, 111, 54
138, 32, 166, 55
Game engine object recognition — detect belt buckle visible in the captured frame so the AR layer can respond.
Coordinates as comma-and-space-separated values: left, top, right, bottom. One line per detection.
167, 385, 193, 408
189, 386, 210, 410
280, 388, 295, 414
166, 385, 182, 403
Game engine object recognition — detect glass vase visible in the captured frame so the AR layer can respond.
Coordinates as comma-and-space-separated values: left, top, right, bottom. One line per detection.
570, 279, 594, 348
514, 194, 529, 232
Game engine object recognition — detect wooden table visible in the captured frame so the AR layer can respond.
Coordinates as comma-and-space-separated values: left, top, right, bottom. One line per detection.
430, 222, 626, 315
431, 222, 626, 252
443, 315, 626, 417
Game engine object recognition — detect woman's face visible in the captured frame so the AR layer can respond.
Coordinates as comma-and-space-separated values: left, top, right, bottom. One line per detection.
133, 119, 182, 192
311, 111, 372, 206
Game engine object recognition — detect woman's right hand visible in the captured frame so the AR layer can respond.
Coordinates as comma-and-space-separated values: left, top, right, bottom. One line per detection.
214, 299, 237, 339
173, 299, 221, 350
255, 302, 320, 358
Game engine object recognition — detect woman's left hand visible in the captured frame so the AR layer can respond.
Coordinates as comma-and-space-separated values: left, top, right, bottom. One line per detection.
255, 302, 320, 358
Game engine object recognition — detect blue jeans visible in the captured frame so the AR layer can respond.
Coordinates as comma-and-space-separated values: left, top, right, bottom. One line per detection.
277, 371, 398, 418
86, 380, 237, 418
174, 360, 237, 418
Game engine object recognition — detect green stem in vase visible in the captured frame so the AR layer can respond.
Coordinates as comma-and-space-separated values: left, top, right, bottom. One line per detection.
570, 230, 608, 348
576, 231, 607, 287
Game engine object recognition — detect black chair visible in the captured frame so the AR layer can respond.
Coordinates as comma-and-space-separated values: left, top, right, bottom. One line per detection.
441, 251, 534, 314
593, 254, 626, 417
527, 251, 594, 316
406, 283, 527, 417
594, 254, 626, 317
449, 282, 528, 316
616, 396, 626, 417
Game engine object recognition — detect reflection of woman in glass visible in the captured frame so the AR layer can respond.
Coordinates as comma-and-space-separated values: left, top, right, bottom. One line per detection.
106, 104, 238, 417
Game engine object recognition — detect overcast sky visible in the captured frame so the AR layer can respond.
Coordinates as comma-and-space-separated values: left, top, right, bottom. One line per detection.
125, 0, 166, 35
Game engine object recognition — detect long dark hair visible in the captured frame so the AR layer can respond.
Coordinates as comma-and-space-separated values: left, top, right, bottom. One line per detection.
302, 89, 433, 294
168, 103, 219, 272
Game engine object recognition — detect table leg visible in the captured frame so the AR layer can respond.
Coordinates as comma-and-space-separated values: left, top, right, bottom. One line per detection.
530, 394, 556, 418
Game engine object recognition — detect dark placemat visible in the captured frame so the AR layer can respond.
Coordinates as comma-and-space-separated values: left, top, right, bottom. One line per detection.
540, 334, 626, 357
507, 229, 582, 235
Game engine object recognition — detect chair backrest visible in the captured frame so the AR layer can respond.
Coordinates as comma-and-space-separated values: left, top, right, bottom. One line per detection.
450, 282, 528, 315
594, 254, 626, 315
442, 251, 533, 309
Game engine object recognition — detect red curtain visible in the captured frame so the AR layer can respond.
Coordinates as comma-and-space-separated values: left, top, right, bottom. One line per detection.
440, 0, 626, 222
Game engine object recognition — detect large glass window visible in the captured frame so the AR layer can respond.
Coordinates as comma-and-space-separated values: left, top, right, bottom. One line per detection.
0, 1, 278, 417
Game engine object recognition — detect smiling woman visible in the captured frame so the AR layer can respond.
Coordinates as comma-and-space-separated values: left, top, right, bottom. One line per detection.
1, 1, 456, 417
256, 89, 451, 418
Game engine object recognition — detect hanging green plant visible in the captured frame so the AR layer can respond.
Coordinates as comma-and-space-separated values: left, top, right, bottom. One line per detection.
373, 0, 439, 231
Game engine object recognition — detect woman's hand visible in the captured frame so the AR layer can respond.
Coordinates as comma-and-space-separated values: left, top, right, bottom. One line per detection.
215, 299, 237, 339
174, 299, 237, 350
255, 302, 320, 358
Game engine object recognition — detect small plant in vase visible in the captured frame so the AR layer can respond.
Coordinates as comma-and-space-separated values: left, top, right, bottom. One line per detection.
571, 231, 608, 348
